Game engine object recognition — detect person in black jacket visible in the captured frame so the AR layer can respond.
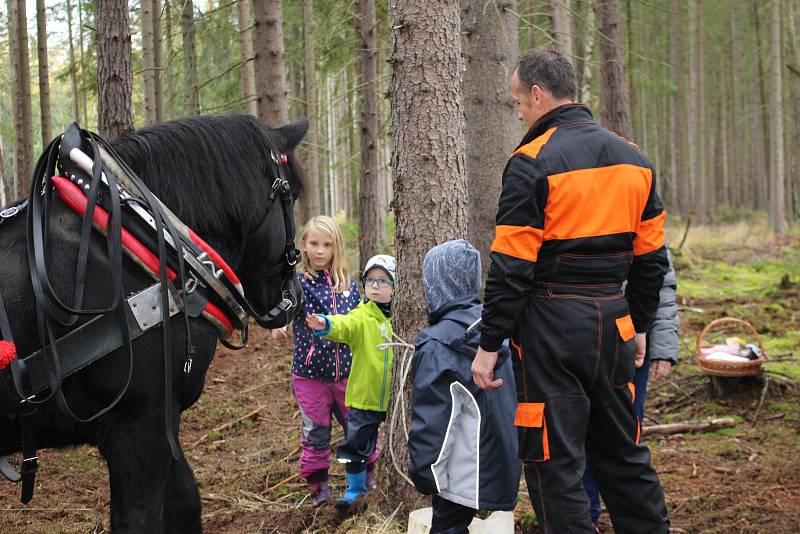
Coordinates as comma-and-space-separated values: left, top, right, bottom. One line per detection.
472, 49, 670, 533
409, 240, 520, 534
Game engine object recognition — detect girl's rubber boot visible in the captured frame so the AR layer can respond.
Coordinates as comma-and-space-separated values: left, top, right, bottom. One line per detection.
335, 469, 368, 510
309, 480, 330, 507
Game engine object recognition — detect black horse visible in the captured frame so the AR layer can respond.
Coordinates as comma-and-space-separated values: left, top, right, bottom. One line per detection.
0, 114, 307, 532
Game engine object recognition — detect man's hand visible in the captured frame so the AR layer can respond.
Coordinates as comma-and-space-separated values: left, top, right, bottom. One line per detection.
634, 333, 647, 368
472, 347, 504, 391
305, 313, 326, 331
650, 359, 672, 381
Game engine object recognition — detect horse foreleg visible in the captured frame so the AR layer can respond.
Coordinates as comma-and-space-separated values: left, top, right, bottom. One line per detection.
100, 415, 174, 534
164, 445, 202, 534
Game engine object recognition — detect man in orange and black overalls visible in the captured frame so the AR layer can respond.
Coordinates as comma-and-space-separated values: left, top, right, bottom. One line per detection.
472, 49, 670, 534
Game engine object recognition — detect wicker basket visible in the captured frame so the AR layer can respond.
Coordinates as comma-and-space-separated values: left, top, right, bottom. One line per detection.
696, 317, 767, 377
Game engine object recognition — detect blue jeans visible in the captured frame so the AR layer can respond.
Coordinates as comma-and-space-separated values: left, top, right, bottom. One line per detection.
583, 357, 650, 522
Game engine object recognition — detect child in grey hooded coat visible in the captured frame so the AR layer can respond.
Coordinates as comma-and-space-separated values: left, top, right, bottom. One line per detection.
409, 240, 520, 534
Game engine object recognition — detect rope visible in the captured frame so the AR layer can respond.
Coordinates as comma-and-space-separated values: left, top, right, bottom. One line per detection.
378, 334, 417, 487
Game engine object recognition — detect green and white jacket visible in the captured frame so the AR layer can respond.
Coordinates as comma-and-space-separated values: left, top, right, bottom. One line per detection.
316, 300, 394, 412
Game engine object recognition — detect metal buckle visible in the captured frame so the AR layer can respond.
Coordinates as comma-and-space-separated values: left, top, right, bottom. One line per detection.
21, 456, 38, 475
0, 206, 19, 218
184, 358, 193, 375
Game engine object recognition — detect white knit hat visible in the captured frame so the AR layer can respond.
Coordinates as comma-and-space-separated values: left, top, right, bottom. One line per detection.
362, 254, 396, 282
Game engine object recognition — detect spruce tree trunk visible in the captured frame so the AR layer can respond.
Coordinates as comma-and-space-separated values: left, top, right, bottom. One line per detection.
300, 0, 320, 222
729, 1, 744, 210
97, 0, 134, 141
36, 0, 52, 145
461, 0, 518, 275
0, 139, 7, 206
597, 0, 633, 140
356, 0, 382, 266
78, 0, 89, 126
8, 0, 35, 199
753, 1, 770, 211
181, 0, 200, 116
768, 0, 785, 235
253, 0, 288, 126
386, 0, 468, 501
153, 0, 164, 122
142, 0, 157, 124
669, 1, 687, 216
67, 0, 81, 122
237, 0, 257, 116
548, 0, 572, 57
687, 0, 701, 218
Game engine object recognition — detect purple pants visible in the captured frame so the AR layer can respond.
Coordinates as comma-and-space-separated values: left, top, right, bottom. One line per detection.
292, 374, 380, 479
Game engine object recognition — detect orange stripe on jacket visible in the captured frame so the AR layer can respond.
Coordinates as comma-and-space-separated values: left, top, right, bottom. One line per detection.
491, 225, 544, 262
513, 127, 557, 159
633, 211, 666, 256
543, 164, 652, 241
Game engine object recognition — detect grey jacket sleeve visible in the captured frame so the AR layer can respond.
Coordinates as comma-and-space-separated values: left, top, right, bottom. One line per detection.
647, 248, 679, 364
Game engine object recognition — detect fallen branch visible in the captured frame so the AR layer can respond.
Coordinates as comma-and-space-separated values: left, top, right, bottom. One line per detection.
642, 417, 736, 436
189, 405, 267, 449
266, 472, 300, 493
676, 215, 693, 251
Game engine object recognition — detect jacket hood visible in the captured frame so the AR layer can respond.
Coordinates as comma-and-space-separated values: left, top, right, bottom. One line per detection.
423, 240, 482, 314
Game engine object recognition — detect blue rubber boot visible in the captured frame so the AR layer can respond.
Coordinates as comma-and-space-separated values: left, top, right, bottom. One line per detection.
335, 469, 368, 510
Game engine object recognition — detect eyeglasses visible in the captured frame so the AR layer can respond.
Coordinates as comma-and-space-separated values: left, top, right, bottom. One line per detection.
365, 277, 393, 288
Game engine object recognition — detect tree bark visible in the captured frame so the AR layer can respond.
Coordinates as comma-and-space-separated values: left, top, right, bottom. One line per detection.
78, 0, 89, 126
36, 0, 52, 145
669, 0, 688, 216
142, 0, 157, 124
387, 0, 469, 499
768, 0, 786, 235
253, 0, 288, 126
8, 0, 34, 199
548, 0, 572, 57
596, 0, 633, 139
181, 0, 200, 116
299, 0, 320, 222
753, 0, 770, 211
0, 138, 7, 206
237, 0, 257, 116
687, 0, 701, 219
356, 0, 382, 267
97, 0, 134, 141
729, 1, 744, 210
67, 0, 81, 122
461, 0, 518, 276
153, 0, 164, 122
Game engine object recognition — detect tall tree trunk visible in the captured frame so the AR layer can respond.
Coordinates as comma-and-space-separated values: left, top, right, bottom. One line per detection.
0, 138, 7, 206
97, 0, 134, 140
597, 0, 633, 139
387, 0, 469, 497
462, 0, 518, 275
549, 0, 572, 57
78, 0, 89, 127
697, 0, 710, 222
237, 0, 257, 116
753, 0, 770, 211
572, 0, 591, 101
164, 0, 176, 119
142, 0, 157, 124
181, 0, 200, 115
687, 0, 701, 219
253, 0, 288, 125
153, 0, 164, 122
67, 0, 81, 122
768, 0, 786, 234
36, 0, 52, 145
729, 1, 744, 210
8, 0, 34, 199
356, 0, 382, 266
300, 0, 320, 222
670, 0, 688, 216
788, 0, 800, 220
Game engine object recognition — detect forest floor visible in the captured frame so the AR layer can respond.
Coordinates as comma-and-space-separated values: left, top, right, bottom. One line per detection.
1, 219, 799, 533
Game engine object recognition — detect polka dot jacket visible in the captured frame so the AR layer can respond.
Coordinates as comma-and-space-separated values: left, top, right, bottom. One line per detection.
292, 269, 361, 383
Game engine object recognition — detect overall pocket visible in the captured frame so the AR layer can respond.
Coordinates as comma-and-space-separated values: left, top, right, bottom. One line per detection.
612, 314, 636, 386
515, 402, 550, 462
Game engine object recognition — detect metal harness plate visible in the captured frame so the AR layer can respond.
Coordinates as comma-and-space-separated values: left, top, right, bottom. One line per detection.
127, 283, 181, 332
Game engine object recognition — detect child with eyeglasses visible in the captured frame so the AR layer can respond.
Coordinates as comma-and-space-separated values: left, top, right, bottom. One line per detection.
306, 254, 395, 509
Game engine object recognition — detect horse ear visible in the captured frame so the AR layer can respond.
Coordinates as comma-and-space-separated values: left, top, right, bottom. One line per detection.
276, 119, 309, 151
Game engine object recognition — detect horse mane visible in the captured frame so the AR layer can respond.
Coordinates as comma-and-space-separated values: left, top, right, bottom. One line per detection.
110, 114, 305, 240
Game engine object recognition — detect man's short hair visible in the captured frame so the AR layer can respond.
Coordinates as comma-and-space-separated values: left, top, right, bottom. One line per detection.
517, 49, 577, 101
